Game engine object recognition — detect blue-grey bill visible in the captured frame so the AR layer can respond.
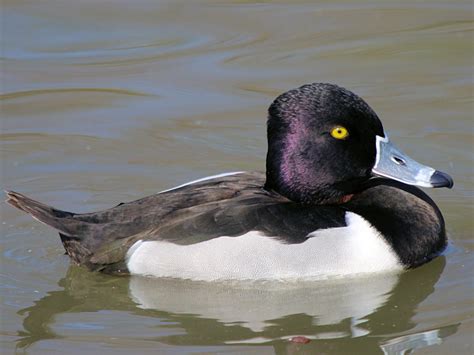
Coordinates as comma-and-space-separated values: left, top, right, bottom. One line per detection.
372, 135, 453, 189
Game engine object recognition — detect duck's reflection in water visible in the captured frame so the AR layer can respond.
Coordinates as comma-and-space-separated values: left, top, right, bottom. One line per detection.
130, 272, 398, 337
17, 257, 457, 353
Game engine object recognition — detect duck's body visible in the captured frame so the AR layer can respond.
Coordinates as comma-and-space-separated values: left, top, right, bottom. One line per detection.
6, 171, 445, 280
6, 83, 453, 280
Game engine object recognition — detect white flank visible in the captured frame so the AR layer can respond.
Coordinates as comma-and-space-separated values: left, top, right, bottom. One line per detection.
158, 171, 245, 193
126, 212, 402, 281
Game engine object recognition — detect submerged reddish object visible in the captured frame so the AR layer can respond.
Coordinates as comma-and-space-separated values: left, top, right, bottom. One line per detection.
289, 336, 311, 344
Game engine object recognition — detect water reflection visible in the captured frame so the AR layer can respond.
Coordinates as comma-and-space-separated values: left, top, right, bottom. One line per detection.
17, 257, 457, 353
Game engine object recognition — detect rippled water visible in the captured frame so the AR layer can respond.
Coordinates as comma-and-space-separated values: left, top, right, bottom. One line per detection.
1, 0, 473, 354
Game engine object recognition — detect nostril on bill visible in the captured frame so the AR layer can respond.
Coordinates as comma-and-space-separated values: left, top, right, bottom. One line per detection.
391, 155, 407, 166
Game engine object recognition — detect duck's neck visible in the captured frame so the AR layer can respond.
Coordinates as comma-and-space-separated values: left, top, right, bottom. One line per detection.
264, 167, 358, 205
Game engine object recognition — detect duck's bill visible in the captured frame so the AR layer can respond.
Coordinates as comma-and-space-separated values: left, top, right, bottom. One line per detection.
371, 135, 453, 189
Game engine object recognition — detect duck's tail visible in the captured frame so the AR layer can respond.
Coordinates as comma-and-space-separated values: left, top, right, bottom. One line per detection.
6, 191, 135, 272
5, 190, 76, 236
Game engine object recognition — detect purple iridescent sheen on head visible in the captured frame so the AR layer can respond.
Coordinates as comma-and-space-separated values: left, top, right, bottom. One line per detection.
280, 118, 311, 185
264, 83, 384, 204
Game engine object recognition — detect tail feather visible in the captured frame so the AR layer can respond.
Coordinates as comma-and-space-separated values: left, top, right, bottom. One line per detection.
5, 190, 75, 236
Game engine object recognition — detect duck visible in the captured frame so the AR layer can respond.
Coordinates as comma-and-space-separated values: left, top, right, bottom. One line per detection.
6, 83, 453, 281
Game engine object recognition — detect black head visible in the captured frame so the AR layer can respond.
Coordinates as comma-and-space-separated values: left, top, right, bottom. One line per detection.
264, 83, 385, 204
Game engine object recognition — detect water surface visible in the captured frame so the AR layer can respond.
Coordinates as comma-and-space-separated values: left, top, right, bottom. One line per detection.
1, 0, 473, 354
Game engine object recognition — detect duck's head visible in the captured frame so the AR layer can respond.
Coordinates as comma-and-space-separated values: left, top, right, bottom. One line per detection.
264, 83, 453, 204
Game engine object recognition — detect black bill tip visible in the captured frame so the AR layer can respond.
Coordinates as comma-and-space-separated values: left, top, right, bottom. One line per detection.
430, 170, 454, 189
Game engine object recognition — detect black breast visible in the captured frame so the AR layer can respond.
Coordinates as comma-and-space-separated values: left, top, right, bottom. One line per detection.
345, 179, 447, 268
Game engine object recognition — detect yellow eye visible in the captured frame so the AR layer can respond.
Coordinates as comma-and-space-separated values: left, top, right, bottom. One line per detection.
330, 126, 349, 140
